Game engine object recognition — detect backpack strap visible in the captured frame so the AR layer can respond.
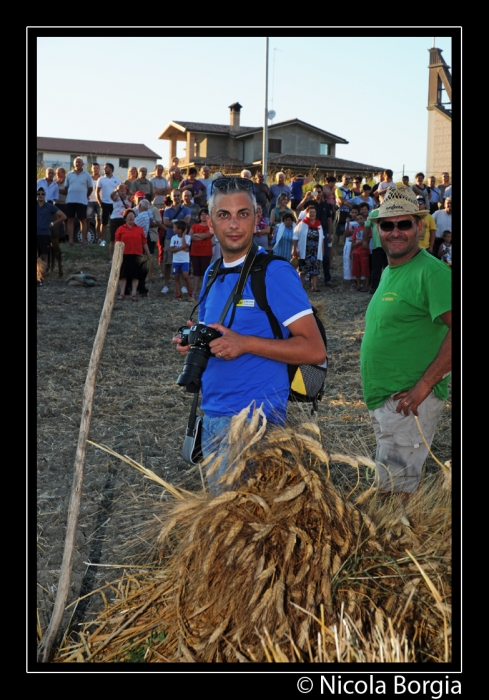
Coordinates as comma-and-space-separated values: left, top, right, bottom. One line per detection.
250, 253, 289, 340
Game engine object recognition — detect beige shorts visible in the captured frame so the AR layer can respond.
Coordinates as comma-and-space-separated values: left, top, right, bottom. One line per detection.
369, 392, 445, 493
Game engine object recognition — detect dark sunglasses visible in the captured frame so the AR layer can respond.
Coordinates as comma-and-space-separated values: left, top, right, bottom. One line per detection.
210, 176, 254, 194
378, 219, 416, 232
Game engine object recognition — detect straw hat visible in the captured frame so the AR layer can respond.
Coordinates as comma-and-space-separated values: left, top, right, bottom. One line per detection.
369, 185, 430, 219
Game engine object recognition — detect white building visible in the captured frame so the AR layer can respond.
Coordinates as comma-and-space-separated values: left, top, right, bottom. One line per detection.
37, 137, 161, 180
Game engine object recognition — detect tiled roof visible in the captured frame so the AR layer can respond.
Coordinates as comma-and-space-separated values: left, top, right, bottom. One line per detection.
174, 121, 258, 135
37, 137, 161, 159
237, 119, 348, 144
263, 154, 385, 173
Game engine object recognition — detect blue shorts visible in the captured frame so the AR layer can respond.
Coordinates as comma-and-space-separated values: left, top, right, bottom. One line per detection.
172, 262, 189, 274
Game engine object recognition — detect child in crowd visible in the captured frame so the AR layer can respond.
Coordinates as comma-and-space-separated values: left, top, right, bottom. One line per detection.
189, 208, 213, 294
343, 206, 359, 288
437, 230, 452, 266
170, 220, 193, 301
350, 213, 371, 291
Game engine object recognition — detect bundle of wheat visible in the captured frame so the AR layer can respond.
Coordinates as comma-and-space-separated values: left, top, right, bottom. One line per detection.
57, 406, 451, 664
37, 257, 46, 283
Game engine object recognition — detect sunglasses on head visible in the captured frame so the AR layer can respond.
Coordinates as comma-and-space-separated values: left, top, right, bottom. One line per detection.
378, 219, 416, 232
210, 176, 254, 194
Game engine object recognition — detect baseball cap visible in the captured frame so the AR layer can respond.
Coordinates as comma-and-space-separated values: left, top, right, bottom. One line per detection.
134, 190, 146, 198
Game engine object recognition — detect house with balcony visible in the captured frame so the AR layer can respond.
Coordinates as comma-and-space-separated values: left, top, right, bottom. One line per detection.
158, 102, 384, 178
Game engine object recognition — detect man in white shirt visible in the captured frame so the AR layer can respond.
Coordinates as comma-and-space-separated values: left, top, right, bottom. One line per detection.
65, 157, 93, 245
87, 163, 102, 240
150, 164, 170, 208
198, 165, 213, 203
432, 197, 452, 257
37, 168, 59, 203
96, 162, 122, 244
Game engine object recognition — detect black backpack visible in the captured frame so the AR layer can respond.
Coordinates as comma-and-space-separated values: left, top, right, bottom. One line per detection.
202, 248, 328, 412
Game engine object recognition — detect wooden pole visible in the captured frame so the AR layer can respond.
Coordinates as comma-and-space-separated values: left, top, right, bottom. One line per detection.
37, 241, 124, 663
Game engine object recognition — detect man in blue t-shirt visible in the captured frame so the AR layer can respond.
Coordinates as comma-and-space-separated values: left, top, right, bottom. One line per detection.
173, 177, 326, 493
161, 189, 191, 293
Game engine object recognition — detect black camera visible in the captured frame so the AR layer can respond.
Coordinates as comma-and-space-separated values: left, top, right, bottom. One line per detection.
176, 322, 222, 393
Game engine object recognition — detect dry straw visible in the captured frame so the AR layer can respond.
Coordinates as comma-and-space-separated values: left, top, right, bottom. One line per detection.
56, 406, 451, 664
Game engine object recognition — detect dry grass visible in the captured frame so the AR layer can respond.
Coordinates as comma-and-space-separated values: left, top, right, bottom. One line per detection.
54, 408, 451, 664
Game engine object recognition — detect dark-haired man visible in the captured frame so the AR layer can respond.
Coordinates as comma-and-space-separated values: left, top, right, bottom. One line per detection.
131, 166, 154, 201
173, 177, 325, 492
37, 187, 66, 270
179, 167, 207, 207
361, 185, 451, 510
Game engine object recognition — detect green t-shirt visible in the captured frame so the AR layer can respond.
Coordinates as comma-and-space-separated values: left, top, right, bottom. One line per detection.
360, 249, 451, 409
365, 208, 380, 249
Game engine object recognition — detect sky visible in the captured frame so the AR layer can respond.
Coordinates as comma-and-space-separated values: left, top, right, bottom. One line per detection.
36, 33, 456, 180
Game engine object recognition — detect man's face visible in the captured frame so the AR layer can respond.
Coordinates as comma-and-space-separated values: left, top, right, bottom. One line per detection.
378, 172, 384, 182
37, 190, 46, 202
139, 168, 148, 179
45, 168, 55, 181
445, 198, 452, 212
103, 164, 113, 176
402, 177, 409, 186
417, 198, 427, 210
56, 168, 65, 180
92, 164, 100, 176
156, 165, 163, 176
206, 192, 255, 263
183, 191, 192, 205
277, 174, 285, 185
202, 168, 210, 179
442, 173, 450, 183
353, 179, 361, 189
171, 191, 182, 206
429, 177, 436, 187
378, 215, 421, 264
314, 188, 323, 200
342, 175, 350, 186
74, 158, 84, 171
416, 174, 424, 185
255, 173, 264, 184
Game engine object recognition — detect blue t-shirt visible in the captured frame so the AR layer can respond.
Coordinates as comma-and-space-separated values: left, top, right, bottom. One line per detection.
164, 205, 191, 240
37, 202, 59, 236
290, 180, 305, 201
198, 253, 312, 422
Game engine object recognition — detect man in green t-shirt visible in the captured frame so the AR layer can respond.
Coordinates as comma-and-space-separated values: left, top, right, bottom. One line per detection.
360, 186, 452, 504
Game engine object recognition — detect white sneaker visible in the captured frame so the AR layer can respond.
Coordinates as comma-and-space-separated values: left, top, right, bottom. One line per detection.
181, 286, 188, 294
160, 286, 169, 294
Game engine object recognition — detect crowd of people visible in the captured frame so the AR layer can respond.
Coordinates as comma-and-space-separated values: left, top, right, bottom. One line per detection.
37, 161, 453, 516
37, 158, 453, 300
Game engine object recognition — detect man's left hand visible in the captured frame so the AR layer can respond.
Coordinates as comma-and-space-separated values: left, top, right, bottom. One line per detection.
394, 379, 432, 416
208, 324, 247, 360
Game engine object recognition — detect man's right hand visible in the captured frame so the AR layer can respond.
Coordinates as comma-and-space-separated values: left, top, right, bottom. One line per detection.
172, 320, 193, 357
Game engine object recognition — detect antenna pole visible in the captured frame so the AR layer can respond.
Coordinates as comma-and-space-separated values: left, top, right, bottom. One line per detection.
262, 37, 269, 182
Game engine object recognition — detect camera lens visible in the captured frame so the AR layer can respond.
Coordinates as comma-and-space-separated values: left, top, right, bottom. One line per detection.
177, 346, 212, 393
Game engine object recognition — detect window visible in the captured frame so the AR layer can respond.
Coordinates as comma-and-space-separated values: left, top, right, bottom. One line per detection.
320, 143, 330, 156
37, 152, 43, 165
268, 139, 282, 154
119, 158, 129, 168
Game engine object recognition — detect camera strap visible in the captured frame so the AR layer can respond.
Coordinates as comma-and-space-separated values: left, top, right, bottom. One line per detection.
188, 241, 259, 328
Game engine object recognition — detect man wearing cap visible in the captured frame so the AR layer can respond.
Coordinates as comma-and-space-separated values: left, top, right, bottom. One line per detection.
360, 186, 451, 513
96, 163, 121, 245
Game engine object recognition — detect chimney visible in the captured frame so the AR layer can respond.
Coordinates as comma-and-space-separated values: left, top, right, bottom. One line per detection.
229, 102, 243, 130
